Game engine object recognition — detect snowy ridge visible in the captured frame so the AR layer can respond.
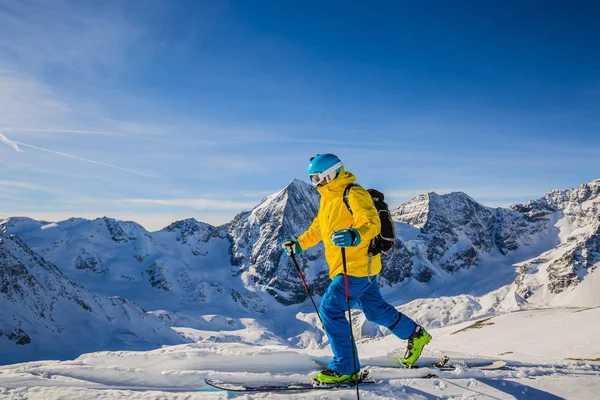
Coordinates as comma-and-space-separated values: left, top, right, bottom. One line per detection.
8, 179, 596, 316
3, 179, 600, 368
226, 179, 329, 305
0, 224, 187, 365
5, 215, 266, 316
372, 180, 600, 334
514, 180, 600, 306
392, 191, 553, 276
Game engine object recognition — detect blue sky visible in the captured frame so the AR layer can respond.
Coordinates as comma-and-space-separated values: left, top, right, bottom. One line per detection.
1, 0, 599, 230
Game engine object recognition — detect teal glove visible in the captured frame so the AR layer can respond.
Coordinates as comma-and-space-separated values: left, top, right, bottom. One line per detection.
331, 228, 361, 247
282, 239, 303, 256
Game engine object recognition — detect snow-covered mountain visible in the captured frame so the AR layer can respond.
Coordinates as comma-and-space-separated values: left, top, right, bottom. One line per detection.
392, 191, 554, 276
4, 216, 268, 318
513, 179, 600, 306
7, 179, 600, 310
3, 178, 600, 365
226, 179, 329, 305
0, 221, 187, 365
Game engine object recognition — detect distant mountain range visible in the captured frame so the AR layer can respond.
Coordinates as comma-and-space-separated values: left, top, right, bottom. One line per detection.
0, 226, 186, 365
2, 178, 599, 363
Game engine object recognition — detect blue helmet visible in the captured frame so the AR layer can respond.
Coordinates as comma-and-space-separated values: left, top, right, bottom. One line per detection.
308, 153, 343, 187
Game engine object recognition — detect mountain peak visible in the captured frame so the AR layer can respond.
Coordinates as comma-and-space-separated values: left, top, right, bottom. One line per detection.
283, 179, 314, 196
393, 191, 481, 228
430, 191, 477, 203
162, 218, 205, 231
226, 179, 321, 305
245, 179, 317, 221
289, 178, 310, 187
538, 179, 600, 214
160, 218, 217, 243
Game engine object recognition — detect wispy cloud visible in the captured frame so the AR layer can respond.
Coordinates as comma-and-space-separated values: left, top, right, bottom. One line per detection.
0, 69, 174, 141
1, 132, 157, 178
0, 180, 58, 193
0, 2, 168, 139
0, 0, 142, 76
0, 132, 23, 152
1, 128, 133, 136
0, 69, 72, 129
0, 179, 114, 206
122, 198, 257, 211
17, 141, 157, 178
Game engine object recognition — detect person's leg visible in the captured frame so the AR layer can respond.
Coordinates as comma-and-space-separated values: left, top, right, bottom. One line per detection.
357, 276, 431, 365
357, 276, 416, 339
320, 275, 370, 376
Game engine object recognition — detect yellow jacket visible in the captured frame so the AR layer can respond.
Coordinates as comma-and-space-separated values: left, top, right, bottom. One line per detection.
297, 168, 382, 280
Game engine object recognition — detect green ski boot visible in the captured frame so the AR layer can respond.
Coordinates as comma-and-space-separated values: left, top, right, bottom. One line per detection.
401, 326, 432, 366
316, 368, 360, 385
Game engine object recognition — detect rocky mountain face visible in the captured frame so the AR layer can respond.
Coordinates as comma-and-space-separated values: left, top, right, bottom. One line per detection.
391, 192, 553, 278
514, 180, 600, 304
226, 179, 328, 305
4, 178, 599, 365
5, 179, 600, 318
5, 215, 266, 316
0, 220, 186, 364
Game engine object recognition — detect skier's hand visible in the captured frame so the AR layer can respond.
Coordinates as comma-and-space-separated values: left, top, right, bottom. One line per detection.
282, 239, 303, 256
331, 228, 361, 247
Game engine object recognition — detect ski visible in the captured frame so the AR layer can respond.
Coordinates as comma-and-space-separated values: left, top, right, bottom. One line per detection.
311, 359, 439, 379
211, 356, 507, 394
204, 377, 376, 393
312, 356, 506, 373
421, 355, 507, 371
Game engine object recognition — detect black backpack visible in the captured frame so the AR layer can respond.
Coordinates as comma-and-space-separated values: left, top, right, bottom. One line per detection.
343, 184, 396, 256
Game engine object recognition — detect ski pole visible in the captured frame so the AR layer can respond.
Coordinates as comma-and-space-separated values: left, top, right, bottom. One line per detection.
341, 247, 360, 400
291, 252, 324, 329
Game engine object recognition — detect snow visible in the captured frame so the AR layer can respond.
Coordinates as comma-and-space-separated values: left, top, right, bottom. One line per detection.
0, 232, 187, 365
1, 307, 599, 399
3, 180, 600, 398
552, 268, 600, 307
40, 223, 59, 230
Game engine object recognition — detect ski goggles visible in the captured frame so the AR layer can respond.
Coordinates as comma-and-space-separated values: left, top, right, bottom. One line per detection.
309, 161, 343, 186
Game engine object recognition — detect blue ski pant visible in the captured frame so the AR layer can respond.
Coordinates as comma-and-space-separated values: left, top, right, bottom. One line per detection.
320, 274, 417, 375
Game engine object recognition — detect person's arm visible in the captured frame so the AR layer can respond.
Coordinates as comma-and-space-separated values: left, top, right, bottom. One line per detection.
347, 186, 380, 243
297, 216, 322, 250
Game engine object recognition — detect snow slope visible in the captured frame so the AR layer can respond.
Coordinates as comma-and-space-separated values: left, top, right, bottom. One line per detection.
0, 222, 187, 365
4, 216, 269, 317
7, 180, 599, 317
2, 178, 600, 379
0, 307, 598, 399
514, 180, 600, 307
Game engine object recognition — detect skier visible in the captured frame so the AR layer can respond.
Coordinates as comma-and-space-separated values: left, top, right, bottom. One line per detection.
282, 153, 431, 384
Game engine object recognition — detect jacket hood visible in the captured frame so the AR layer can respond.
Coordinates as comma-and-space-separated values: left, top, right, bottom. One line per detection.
317, 166, 356, 196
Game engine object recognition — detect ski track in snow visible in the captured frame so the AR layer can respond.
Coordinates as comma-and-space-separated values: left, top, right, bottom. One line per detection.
1, 308, 600, 399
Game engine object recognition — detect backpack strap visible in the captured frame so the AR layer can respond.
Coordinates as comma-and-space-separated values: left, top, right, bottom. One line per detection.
343, 183, 358, 215
343, 183, 378, 277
